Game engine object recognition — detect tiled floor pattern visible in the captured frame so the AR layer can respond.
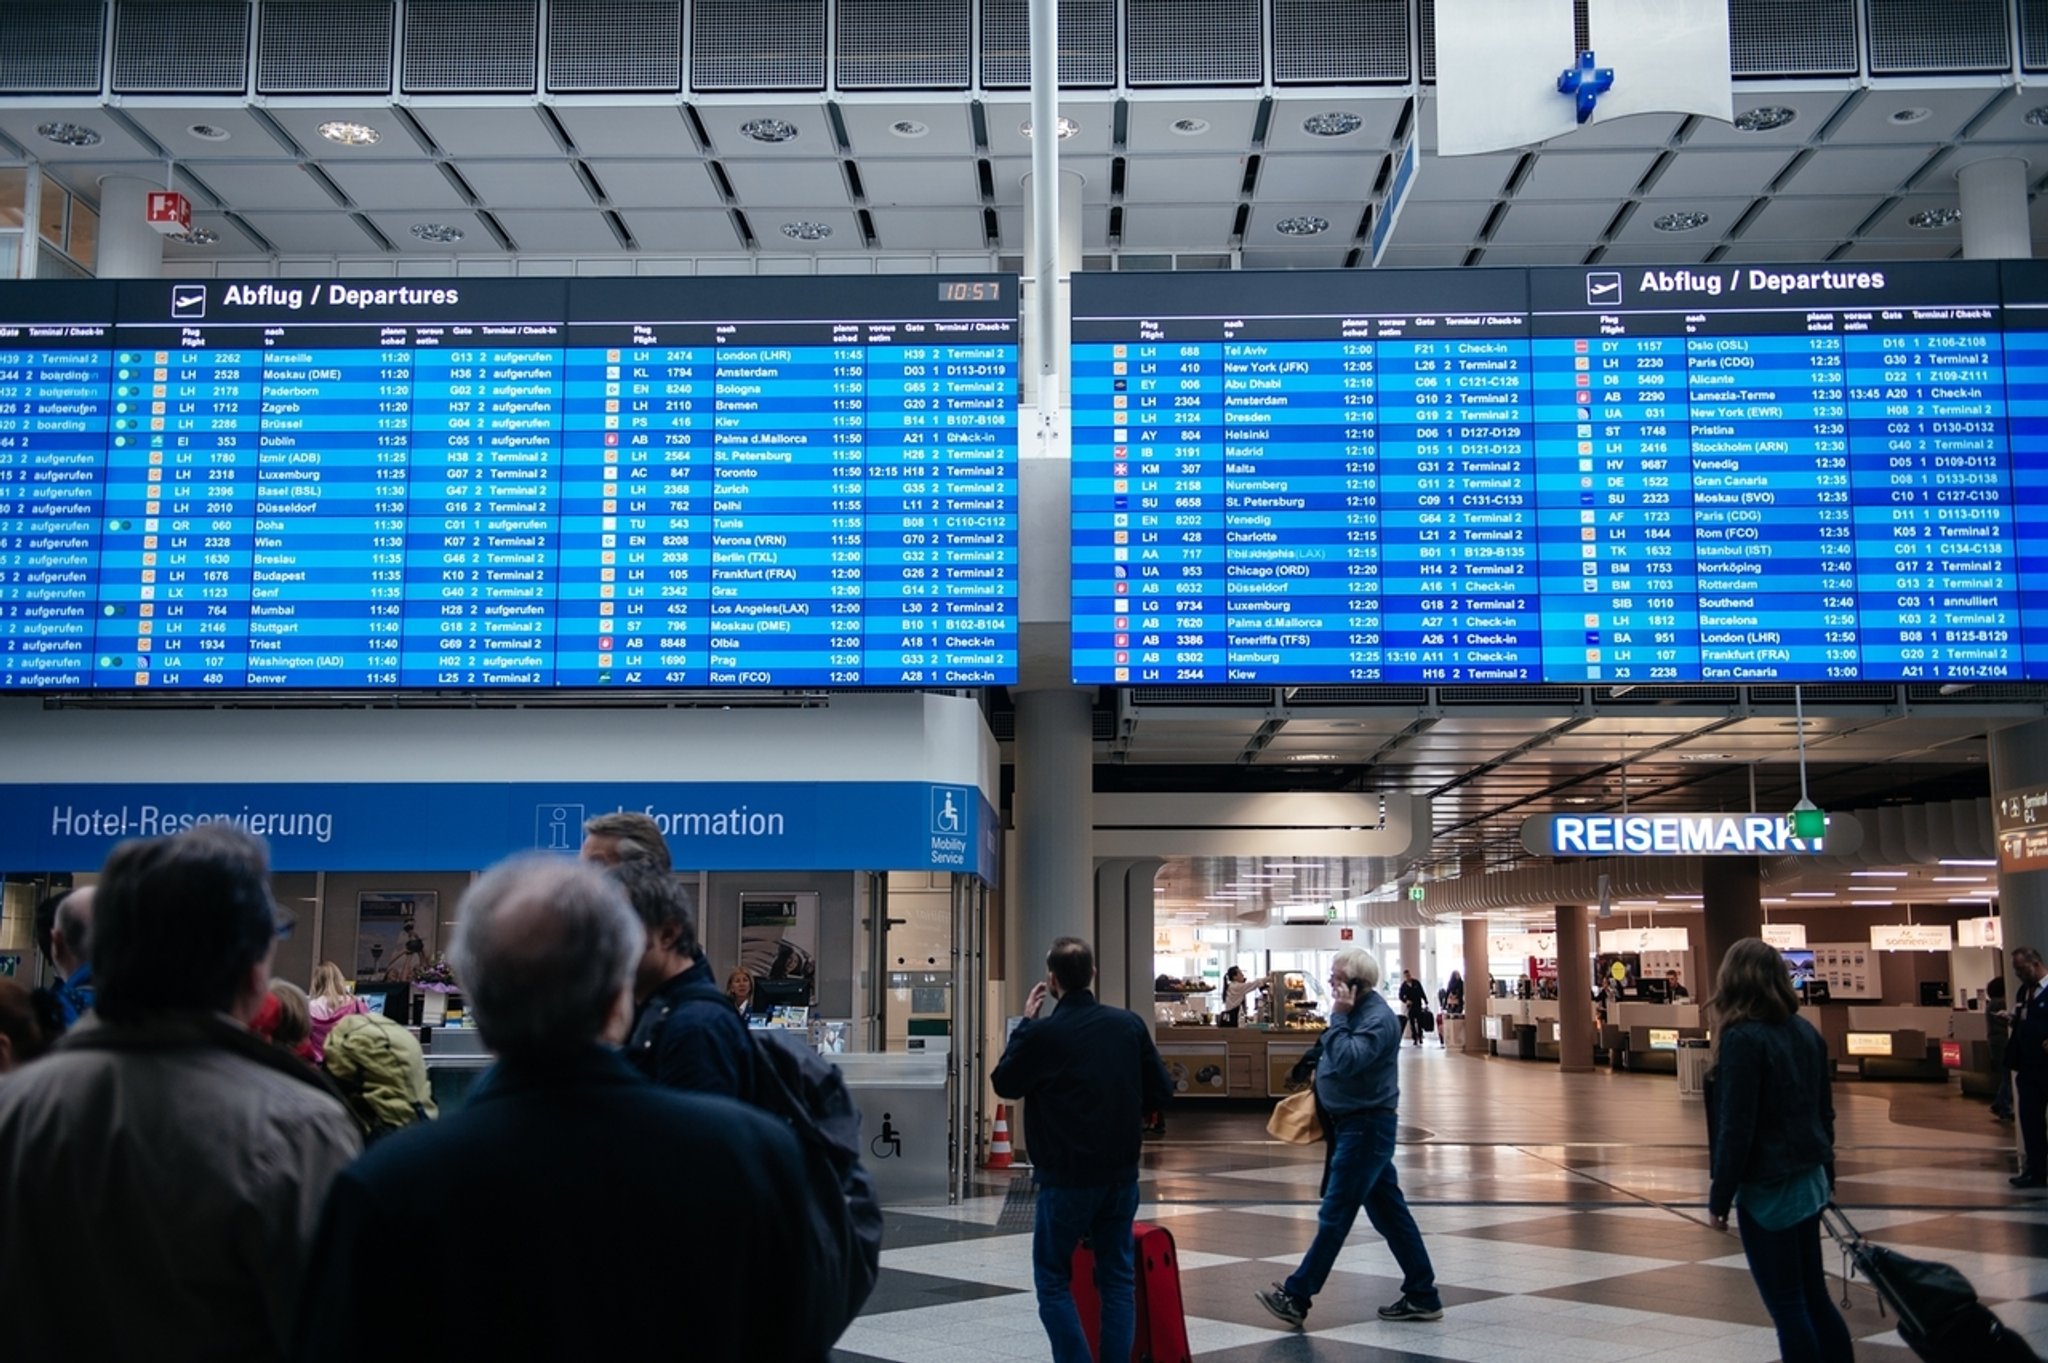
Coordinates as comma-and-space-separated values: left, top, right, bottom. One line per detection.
832, 1047, 2048, 1362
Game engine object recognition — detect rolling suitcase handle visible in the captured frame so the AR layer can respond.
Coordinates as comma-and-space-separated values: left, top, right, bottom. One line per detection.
1817, 1203, 1864, 1313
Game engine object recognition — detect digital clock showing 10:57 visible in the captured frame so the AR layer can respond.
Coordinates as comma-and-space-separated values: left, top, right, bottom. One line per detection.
939, 281, 1003, 302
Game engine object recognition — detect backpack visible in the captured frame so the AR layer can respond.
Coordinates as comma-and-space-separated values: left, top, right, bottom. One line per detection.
325, 1010, 437, 1139
674, 981, 884, 1340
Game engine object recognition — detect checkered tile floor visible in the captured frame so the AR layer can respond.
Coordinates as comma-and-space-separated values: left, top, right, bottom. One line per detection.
831, 1048, 2048, 1362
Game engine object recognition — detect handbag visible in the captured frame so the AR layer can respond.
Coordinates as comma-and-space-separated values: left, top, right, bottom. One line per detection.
1266, 1087, 1321, 1144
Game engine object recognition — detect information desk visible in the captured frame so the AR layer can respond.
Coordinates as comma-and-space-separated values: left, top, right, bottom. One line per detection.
1154, 1025, 1324, 1099
0, 275, 1019, 690
1072, 261, 2048, 686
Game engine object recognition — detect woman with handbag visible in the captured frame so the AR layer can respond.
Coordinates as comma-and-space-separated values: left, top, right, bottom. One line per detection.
1705, 937, 1853, 1363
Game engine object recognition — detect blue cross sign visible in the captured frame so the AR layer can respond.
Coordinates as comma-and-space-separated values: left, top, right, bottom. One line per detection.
1557, 50, 1614, 123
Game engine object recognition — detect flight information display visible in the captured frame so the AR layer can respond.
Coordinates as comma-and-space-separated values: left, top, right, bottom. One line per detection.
1072, 261, 2048, 685
0, 275, 1018, 690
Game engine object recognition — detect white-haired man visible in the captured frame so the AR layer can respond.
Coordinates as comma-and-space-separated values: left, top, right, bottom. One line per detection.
1257, 947, 1443, 1330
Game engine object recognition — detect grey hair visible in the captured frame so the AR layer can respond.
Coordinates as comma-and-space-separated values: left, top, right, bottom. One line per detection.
1333, 946, 1382, 992
450, 854, 645, 1060
55, 888, 92, 963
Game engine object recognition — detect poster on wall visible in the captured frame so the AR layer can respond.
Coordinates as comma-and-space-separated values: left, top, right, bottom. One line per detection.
1810, 941, 1880, 999
356, 892, 435, 984
739, 891, 818, 1010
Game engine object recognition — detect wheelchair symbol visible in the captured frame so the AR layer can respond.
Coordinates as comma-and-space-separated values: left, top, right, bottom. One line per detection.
871, 1112, 901, 1159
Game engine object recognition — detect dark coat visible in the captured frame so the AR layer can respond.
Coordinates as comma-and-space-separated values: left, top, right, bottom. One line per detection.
1706, 1014, 1835, 1220
991, 989, 1171, 1188
626, 952, 755, 1100
2009, 978, 2048, 1076
293, 1045, 839, 1363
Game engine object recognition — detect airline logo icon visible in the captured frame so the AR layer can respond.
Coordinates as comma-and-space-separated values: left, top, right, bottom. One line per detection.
171, 284, 207, 319
1585, 272, 1622, 307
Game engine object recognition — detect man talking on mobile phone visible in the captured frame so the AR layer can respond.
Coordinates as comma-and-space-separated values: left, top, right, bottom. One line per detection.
992, 937, 1172, 1363
1257, 947, 1444, 1331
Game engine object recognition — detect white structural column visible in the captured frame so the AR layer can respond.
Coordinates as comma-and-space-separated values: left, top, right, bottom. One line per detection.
1020, 168, 1084, 415
1957, 157, 2030, 260
1008, 687, 1096, 1017
94, 176, 167, 277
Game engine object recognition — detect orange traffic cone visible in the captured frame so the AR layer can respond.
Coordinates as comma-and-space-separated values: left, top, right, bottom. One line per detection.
985, 1104, 1014, 1169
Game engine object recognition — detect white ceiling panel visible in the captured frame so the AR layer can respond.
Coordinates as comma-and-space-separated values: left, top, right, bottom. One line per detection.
1594, 241, 1718, 265
719, 158, 850, 207
1517, 150, 1659, 202
1238, 245, 1353, 269
1836, 238, 1960, 262
1380, 200, 1493, 247
1263, 95, 1407, 153
185, 161, 339, 211
751, 208, 865, 254
1646, 149, 1795, 199
485, 210, 619, 253
995, 207, 1110, 250
988, 157, 1117, 203
689, 99, 842, 158
260, 104, 419, 158
1609, 196, 1753, 243
1686, 93, 1855, 150
1859, 195, 1972, 242
1488, 200, 1617, 246
976, 96, 1120, 158
869, 208, 985, 250
1709, 239, 1839, 264
1123, 156, 1249, 204
1741, 196, 1881, 241
1553, 112, 1686, 151
1122, 97, 1262, 153
1245, 204, 1362, 247
616, 209, 743, 253
234, 211, 388, 255
0, 111, 159, 162
1374, 244, 1471, 268
1405, 150, 1516, 201
582, 160, 723, 209
320, 161, 472, 213
834, 102, 978, 158
1256, 153, 1377, 203
1826, 87, 2004, 147
115, 105, 290, 158
1776, 145, 1936, 196
359, 210, 494, 252
456, 158, 598, 209
856, 157, 979, 207
1119, 205, 1242, 250
403, 105, 564, 158
547, 104, 702, 156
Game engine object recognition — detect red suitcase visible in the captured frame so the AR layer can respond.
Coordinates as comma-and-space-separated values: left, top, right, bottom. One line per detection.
1071, 1220, 1193, 1363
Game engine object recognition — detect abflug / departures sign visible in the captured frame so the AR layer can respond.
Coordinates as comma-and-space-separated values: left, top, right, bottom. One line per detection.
0, 274, 1019, 692
1520, 811, 1864, 857
1071, 258, 2048, 686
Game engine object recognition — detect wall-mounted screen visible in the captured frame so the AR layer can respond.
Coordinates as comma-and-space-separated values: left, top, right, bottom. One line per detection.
1072, 261, 2046, 685
0, 275, 1018, 691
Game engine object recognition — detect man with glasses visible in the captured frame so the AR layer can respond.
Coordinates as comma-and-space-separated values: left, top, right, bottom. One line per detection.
1258, 947, 1444, 1331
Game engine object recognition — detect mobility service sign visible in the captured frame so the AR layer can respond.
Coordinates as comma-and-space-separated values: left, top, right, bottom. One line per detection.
0, 780, 998, 880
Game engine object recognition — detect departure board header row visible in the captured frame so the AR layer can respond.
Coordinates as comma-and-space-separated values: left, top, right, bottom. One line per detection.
1071, 260, 2048, 686
0, 275, 1018, 692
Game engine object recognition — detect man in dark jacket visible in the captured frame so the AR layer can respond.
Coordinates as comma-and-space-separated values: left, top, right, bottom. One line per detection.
2008, 945, 2048, 1186
611, 859, 753, 1100
992, 937, 1172, 1363
295, 855, 840, 1361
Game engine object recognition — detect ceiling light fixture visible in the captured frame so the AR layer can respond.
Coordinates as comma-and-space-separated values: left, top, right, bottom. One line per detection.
2028, 106, 2048, 128
1908, 207, 1962, 230
1171, 117, 1211, 136
1653, 210, 1710, 233
781, 221, 832, 241
1942, 858, 1998, 867
1851, 870, 1909, 877
1302, 111, 1363, 137
1275, 214, 1330, 236
187, 124, 231, 142
317, 120, 380, 146
740, 117, 800, 144
1019, 116, 1080, 140
164, 227, 219, 246
890, 119, 929, 139
1931, 876, 1990, 883
1890, 107, 1932, 125
1733, 106, 1796, 133
410, 222, 464, 244
36, 121, 101, 147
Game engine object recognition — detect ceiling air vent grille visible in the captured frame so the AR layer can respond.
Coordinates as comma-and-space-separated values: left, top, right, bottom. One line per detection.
113, 0, 249, 95
1438, 686, 1584, 705
1868, 0, 2010, 74
548, 0, 680, 92
1130, 687, 1278, 706
402, 0, 538, 93
980, 0, 1115, 87
1128, 0, 1262, 86
1286, 686, 1432, 705
1727, 0, 1856, 77
690, 0, 825, 91
0, 2, 105, 94
258, 0, 394, 95
837, 0, 969, 89
1274, 0, 1408, 84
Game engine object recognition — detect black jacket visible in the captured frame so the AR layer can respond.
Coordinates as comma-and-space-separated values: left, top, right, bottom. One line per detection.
2009, 978, 2048, 1076
626, 953, 755, 1100
991, 990, 1171, 1188
1705, 1014, 1835, 1220
293, 1045, 841, 1362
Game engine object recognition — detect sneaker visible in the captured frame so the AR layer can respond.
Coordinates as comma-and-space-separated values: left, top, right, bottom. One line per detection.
1377, 1296, 1444, 1322
1255, 1285, 1308, 1330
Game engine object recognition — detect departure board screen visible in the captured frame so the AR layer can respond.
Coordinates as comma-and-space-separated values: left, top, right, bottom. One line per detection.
0, 275, 1018, 690
1072, 262, 2045, 685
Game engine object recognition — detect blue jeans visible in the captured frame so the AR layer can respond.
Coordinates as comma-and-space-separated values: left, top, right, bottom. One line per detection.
1032, 1179, 1140, 1363
1284, 1107, 1438, 1307
1736, 1209, 1854, 1363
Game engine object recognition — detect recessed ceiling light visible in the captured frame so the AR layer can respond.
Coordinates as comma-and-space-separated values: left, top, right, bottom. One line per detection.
1286, 751, 1339, 761
1851, 870, 1909, 877
410, 222, 464, 244
781, 221, 832, 241
1732, 106, 1796, 134
1890, 107, 1932, 125
1931, 876, 1989, 883
890, 119, 929, 139
1275, 214, 1330, 236
1908, 207, 1962, 230
2028, 106, 2048, 128
317, 120, 380, 147
164, 227, 219, 246
1171, 117, 1210, 136
1019, 116, 1080, 140
187, 124, 231, 142
36, 121, 101, 147
740, 117, 800, 144
1653, 210, 1711, 233
1302, 111, 1363, 137
1942, 858, 1998, 867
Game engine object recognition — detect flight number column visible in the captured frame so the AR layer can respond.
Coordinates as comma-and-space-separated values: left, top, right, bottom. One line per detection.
1127, 334, 1222, 683
0, 327, 109, 687
406, 335, 565, 687
559, 328, 709, 686
1849, 324, 2018, 680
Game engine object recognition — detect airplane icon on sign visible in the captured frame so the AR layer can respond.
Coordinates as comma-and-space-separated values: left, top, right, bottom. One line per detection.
1585, 273, 1621, 306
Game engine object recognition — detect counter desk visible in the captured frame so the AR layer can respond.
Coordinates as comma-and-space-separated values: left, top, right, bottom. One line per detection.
1154, 1025, 1329, 1099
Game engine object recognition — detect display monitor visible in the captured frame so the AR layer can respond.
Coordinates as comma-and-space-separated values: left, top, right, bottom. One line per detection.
1781, 948, 1817, 989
